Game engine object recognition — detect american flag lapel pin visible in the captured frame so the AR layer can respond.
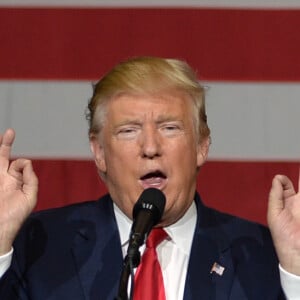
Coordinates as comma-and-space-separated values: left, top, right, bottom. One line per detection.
210, 262, 225, 276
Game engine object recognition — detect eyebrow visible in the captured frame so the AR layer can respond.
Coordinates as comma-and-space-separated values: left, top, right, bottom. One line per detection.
155, 114, 183, 124
113, 113, 183, 128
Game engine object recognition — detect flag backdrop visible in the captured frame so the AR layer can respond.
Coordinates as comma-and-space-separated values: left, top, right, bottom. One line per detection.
0, 0, 300, 225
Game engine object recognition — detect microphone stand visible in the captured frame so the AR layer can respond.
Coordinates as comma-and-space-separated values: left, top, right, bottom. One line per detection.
116, 246, 141, 300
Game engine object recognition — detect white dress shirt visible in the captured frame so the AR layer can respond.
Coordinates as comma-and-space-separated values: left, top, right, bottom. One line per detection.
114, 201, 197, 300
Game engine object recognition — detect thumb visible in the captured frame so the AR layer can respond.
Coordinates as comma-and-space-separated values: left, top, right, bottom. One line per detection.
22, 159, 38, 198
267, 175, 285, 226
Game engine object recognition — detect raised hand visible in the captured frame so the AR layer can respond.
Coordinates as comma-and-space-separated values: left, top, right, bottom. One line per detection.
268, 171, 300, 275
0, 129, 38, 255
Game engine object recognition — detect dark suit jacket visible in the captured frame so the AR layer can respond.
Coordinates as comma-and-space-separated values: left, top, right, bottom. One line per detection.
0, 193, 285, 299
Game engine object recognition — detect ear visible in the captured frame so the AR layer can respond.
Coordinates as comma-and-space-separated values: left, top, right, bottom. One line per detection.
196, 136, 210, 167
90, 135, 107, 173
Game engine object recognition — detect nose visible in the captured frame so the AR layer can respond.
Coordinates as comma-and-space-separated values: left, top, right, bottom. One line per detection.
140, 125, 162, 159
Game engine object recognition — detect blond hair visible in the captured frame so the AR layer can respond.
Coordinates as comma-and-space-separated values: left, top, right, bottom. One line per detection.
86, 56, 210, 141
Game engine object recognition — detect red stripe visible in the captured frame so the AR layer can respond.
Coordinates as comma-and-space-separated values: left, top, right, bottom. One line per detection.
1, 8, 300, 81
33, 159, 299, 225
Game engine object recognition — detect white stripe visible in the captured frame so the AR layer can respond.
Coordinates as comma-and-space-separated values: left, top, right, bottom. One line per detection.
204, 82, 300, 161
0, 81, 93, 159
0, 80, 299, 161
1, 0, 300, 8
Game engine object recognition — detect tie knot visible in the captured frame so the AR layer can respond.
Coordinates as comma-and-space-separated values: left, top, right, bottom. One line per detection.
146, 228, 167, 248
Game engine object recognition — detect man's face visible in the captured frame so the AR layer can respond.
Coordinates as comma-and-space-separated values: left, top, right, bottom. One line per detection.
90, 92, 209, 226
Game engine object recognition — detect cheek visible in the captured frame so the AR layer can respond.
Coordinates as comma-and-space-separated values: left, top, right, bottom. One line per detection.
167, 142, 198, 185
104, 143, 138, 175
173, 141, 198, 167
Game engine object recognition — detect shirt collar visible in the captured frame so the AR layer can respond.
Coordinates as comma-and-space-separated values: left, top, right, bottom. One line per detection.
114, 200, 197, 256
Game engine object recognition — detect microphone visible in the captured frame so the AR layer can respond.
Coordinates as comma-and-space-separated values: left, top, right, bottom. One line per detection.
116, 188, 166, 300
126, 188, 166, 264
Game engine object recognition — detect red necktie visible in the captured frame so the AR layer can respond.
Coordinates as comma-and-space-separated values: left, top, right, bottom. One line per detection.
133, 228, 167, 300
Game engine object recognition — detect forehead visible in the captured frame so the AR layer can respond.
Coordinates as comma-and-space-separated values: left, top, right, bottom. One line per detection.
106, 91, 194, 120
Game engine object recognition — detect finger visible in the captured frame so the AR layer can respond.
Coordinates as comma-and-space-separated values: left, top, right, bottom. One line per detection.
274, 174, 296, 198
268, 175, 285, 216
267, 174, 297, 226
9, 159, 38, 209
0, 128, 15, 170
267, 176, 283, 227
9, 158, 38, 185
22, 160, 38, 210
23, 160, 38, 188
8, 158, 29, 182
298, 167, 300, 193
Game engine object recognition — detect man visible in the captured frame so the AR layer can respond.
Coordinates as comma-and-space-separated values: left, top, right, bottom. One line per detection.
0, 56, 299, 299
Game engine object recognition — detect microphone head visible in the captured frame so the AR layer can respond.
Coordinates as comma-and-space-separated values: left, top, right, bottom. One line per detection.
133, 188, 166, 225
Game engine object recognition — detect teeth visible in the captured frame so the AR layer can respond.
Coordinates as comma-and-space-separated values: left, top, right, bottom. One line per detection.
139, 171, 167, 189
142, 176, 165, 187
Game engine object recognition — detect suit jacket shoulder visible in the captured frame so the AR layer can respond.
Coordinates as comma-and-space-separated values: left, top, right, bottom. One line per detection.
183, 193, 284, 300
0, 194, 123, 300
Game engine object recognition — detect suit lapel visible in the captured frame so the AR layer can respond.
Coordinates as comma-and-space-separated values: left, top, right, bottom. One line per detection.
71, 196, 123, 300
183, 194, 235, 300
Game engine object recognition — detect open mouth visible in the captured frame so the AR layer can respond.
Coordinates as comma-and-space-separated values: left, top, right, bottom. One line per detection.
139, 170, 167, 189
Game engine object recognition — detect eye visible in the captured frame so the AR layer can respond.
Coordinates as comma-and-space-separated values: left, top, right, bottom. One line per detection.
116, 126, 140, 140
160, 123, 182, 136
164, 125, 179, 131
